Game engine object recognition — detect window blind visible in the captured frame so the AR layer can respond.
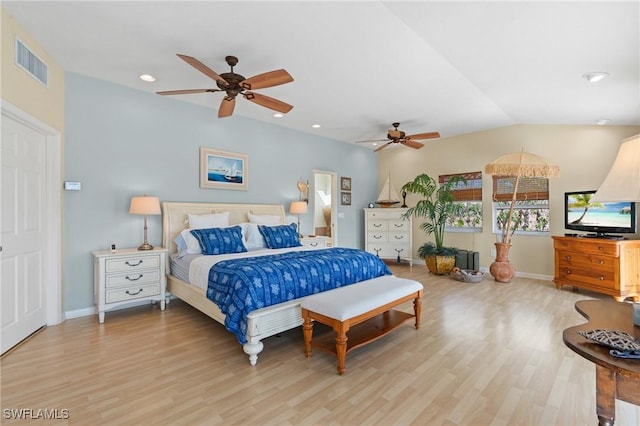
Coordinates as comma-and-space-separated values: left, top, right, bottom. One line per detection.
492, 176, 549, 202
440, 171, 482, 201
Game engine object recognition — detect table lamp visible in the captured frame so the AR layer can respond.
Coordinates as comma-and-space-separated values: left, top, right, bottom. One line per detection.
129, 195, 161, 250
289, 201, 308, 238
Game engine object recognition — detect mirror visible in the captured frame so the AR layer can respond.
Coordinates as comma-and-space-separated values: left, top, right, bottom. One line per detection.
312, 169, 338, 246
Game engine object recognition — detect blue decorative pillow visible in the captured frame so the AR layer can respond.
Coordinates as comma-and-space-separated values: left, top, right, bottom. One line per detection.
190, 226, 247, 255
258, 223, 302, 249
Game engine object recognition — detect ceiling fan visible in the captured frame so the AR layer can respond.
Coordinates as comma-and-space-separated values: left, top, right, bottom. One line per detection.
356, 122, 440, 152
157, 54, 294, 118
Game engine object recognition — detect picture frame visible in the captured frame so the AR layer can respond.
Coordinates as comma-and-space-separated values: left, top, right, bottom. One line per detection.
341, 191, 351, 206
340, 176, 352, 191
200, 147, 248, 190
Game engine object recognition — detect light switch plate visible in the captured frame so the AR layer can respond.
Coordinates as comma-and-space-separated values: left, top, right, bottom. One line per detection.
64, 181, 81, 191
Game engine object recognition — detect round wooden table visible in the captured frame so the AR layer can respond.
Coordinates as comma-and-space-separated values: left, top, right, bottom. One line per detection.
563, 300, 640, 426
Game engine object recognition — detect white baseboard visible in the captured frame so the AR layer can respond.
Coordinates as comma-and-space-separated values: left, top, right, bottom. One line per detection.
64, 299, 164, 320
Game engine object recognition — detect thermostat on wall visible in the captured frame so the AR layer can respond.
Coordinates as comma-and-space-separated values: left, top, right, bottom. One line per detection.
64, 181, 81, 191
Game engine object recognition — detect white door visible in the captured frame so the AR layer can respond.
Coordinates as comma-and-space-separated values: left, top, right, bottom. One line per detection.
1, 114, 48, 353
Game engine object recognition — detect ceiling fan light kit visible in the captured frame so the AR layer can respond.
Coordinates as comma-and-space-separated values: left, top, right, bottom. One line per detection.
355, 122, 441, 152
157, 54, 294, 118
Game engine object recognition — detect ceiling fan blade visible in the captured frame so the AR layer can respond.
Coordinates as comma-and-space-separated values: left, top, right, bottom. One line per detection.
374, 142, 393, 152
243, 92, 293, 114
402, 139, 424, 149
406, 132, 440, 140
177, 54, 229, 85
218, 97, 236, 118
240, 69, 293, 90
156, 89, 214, 96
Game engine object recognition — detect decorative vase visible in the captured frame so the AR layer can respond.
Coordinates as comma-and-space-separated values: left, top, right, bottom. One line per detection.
424, 255, 456, 275
489, 242, 516, 283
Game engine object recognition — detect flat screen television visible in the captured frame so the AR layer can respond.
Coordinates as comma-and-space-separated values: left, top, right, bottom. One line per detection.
564, 190, 637, 238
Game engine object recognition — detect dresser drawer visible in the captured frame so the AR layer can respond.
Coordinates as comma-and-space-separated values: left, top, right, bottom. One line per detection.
556, 250, 616, 271
553, 239, 619, 256
366, 244, 410, 259
106, 255, 160, 273
367, 221, 388, 231
106, 283, 161, 303
367, 232, 388, 243
388, 220, 410, 231
388, 231, 409, 243
366, 210, 406, 220
106, 269, 161, 288
556, 267, 616, 291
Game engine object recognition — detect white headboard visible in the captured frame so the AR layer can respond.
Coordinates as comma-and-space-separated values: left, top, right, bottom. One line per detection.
161, 202, 286, 256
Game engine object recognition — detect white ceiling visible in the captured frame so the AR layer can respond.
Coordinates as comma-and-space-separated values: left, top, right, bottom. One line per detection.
4, 1, 639, 149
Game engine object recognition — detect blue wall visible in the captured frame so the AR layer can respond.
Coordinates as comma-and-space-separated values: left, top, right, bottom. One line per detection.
64, 73, 378, 311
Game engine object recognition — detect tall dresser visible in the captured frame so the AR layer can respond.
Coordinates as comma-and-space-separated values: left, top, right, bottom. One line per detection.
552, 236, 640, 301
364, 208, 412, 265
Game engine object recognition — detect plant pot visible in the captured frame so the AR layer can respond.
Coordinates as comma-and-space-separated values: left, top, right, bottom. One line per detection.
424, 255, 456, 275
489, 242, 516, 283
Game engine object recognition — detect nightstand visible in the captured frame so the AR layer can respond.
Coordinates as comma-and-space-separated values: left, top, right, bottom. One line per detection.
300, 236, 327, 248
92, 247, 167, 323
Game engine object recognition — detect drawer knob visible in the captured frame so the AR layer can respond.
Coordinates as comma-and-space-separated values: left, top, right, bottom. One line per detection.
599, 275, 604, 280
598, 246, 604, 251
565, 255, 571, 260
394, 235, 404, 240
373, 235, 382, 239
126, 274, 143, 281
598, 259, 604, 265
125, 288, 144, 296
310, 242, 318, 247
566, 269, 572, 275
125, 260, 143, 267
373, 224, 382, 228
394, 224, 403, 228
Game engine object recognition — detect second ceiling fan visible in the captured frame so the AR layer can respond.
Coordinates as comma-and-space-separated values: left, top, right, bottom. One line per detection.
357, 122, 440, 152
157, 54, 294, 118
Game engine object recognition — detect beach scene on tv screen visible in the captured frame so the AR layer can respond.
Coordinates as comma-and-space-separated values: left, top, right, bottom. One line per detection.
567, 196, 633, 227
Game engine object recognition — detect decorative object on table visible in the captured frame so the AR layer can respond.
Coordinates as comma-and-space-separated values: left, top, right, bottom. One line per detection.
401, 189, 408, 208
200, 147, 248, 190
340, 177, 352, 191
591, 134, 640, 203
129, 195, 161, 250
341, 192, 351, 206
578, 329, 640, 351
368, 203, 375, 208
376, 173, 400, 208
401, 173, 465, 275
289, 201, 308, 237
484, 149, 559, 282
633, 302, 640, 326
355, 122, 440, 152
157, 54, 293, 118
296, 179, 309, 202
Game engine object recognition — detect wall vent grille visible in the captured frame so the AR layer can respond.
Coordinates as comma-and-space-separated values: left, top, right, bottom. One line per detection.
15, 38, 48, 86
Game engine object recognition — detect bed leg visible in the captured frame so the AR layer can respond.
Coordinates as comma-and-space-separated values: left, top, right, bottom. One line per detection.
243, 340, 264, 366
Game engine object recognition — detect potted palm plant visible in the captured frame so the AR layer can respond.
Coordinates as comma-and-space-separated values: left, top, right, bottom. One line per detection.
401, 173, 464, 275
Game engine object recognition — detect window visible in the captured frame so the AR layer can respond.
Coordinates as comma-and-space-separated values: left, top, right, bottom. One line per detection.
492, 176, 550, 235
440, 171, 482, 231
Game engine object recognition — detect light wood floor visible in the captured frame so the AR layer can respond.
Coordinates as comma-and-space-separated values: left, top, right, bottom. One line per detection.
2, 263, 639, 426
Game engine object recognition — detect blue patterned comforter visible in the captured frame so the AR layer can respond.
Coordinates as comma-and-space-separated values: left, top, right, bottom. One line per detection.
205, 247, 392, 343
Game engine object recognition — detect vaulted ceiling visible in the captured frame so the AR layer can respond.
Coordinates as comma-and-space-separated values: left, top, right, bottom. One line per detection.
4, 1, 639, 149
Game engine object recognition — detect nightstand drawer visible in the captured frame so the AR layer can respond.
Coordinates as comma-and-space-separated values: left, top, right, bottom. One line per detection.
106, 270, 161, 288
106, 255, 160, 273
106, 283, 161, 303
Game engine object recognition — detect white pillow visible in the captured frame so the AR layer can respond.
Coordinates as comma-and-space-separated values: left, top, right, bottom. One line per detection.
188, 212, 229, 229
247, 213, 281, 225
244, 223, 268, 250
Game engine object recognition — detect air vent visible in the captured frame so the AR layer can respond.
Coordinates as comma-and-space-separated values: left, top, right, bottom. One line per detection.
15, 38, 48, 86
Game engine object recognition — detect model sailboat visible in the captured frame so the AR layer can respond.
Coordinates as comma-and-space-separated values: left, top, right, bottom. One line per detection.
376, 174, 400, 208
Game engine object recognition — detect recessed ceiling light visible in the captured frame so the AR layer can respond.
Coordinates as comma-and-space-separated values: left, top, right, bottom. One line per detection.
273, 113, 283, 118
372, 142, 378, 146
583, 72, 609, 83
139, 74, 156, 82
311, 124, 321, 128
596, 119, 611, 125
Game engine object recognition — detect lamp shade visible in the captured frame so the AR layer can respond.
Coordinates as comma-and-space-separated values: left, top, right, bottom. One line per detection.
592, 134, 640, 202
129, 196, 161, 215
289, 201, 308, 215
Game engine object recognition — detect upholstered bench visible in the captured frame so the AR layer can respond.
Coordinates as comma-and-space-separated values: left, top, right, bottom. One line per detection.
301, 275, 423, 375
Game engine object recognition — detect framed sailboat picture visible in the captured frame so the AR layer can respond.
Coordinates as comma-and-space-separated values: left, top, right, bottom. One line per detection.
200, 147, 248, 190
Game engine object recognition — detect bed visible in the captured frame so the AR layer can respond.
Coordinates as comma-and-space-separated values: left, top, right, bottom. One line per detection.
161, 201, 391, 365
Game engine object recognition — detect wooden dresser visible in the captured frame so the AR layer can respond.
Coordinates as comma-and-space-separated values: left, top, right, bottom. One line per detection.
552, 236, 640, 301
364, 208, 412, 265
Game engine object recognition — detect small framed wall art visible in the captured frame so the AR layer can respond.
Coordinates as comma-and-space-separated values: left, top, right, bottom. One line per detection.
200, 147, 248, 190
340, 176, 352, 191
341, 191, 351, 206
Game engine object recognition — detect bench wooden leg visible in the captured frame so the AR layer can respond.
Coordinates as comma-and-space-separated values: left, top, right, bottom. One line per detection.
302, 315, 314, 358
334, 322, 349, 375
414, 296, 422, 329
